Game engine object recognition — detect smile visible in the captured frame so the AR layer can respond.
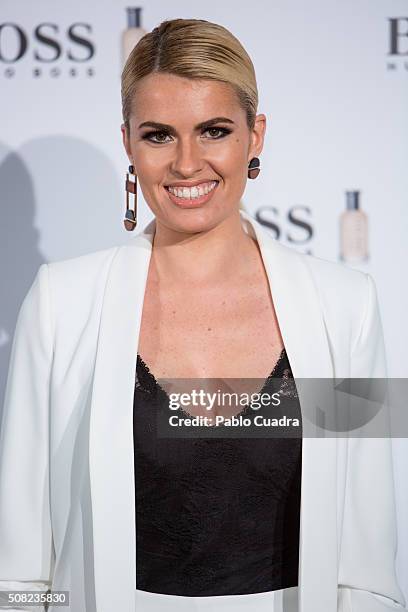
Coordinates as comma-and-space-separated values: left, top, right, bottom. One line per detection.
164, 181, 219, 208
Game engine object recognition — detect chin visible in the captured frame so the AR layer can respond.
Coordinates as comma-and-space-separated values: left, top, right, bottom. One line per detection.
158, 207, 226, 234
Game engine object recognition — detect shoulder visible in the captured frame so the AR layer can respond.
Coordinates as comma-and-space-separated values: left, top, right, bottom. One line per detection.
263, 235, 372, 352
295, 250, 378, 362
248, 212, 368, 301
298, 248, 370, 323
299, 249, 368, 297
44, 244, 125, 299
47, 244, 120, 281
259, 220, 369, 303
22, 245, 120, 310
42, 245, 121, 324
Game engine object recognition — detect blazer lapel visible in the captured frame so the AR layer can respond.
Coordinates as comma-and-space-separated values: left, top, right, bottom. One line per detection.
89, 210, 338, 612
88, 228, 152, 611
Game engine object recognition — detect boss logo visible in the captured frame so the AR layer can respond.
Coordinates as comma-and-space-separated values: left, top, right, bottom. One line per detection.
0, 22, 95, 78
255, 206, 314, 255
388, 17, 408, 55
387, 17, 408, 71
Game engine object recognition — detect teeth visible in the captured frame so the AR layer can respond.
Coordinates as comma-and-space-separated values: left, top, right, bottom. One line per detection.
167, 181, 217, 199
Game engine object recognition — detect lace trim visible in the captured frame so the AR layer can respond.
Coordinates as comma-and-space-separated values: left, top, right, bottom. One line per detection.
135, 347, 291, 397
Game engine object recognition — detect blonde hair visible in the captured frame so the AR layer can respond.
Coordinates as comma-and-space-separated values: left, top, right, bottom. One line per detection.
121, 18, 258, 135
121, 18, 257, 215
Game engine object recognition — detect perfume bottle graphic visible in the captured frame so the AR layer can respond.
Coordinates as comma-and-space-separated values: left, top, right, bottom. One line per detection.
339, 191, 369, 264
122, 7, 146, 67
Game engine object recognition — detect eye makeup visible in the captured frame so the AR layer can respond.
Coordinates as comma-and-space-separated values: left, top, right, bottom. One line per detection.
141, 126, 232, 143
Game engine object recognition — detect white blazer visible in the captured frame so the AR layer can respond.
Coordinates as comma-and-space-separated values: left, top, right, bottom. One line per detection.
0, 209, 405, 612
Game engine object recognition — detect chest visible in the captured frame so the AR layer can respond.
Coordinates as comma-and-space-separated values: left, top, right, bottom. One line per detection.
137, 273, 285, 380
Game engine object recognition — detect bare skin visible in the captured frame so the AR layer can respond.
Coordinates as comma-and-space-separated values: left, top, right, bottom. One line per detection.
121, 73, 284, 382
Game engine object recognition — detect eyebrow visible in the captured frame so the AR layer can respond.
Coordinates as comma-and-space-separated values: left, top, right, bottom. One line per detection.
137, 116, 235, 132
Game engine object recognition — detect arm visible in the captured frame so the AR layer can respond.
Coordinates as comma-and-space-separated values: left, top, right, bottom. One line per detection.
0, 264, 55, 611
338, 273, 406, 611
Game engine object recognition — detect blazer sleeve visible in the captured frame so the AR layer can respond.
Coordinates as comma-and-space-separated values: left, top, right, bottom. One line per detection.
0, 264, 55, 611
338, 273, 407, 611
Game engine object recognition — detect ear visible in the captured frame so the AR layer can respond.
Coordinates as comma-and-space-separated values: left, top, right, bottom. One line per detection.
248, 113, 266, 160
121, 123, 133, 164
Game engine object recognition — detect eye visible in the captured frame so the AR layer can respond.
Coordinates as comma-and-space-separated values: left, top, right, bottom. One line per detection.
141, 130, 171, 143
203, 127, 231, 139
141, 126, 232, 144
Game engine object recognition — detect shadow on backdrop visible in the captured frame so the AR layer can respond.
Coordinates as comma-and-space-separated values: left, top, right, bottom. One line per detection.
0, 136, 123, 413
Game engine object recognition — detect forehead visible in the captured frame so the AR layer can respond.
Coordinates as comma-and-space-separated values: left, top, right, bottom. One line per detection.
130, 73, 244, 123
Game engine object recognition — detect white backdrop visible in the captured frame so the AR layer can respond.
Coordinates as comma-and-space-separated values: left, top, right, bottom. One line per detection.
1, 0, 407, 600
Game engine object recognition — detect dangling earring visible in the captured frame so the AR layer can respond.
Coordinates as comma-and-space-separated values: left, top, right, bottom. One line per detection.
124, 164, 137, 231
248, 157, 260, 179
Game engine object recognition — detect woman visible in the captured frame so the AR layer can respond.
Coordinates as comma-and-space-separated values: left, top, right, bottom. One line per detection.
0, 17, 405, 612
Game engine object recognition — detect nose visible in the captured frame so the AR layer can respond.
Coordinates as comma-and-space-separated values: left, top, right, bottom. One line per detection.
170, 138, 204, 178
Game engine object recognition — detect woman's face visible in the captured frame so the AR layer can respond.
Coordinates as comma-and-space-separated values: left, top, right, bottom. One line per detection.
121, 72, 266, 233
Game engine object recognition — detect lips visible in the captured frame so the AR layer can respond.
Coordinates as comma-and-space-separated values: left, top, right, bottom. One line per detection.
165, 181, 218, 197
164, 181, 219, 209
164, 179, 219, 189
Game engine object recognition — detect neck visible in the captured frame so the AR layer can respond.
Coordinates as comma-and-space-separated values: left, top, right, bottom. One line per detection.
149, 212, 259, 288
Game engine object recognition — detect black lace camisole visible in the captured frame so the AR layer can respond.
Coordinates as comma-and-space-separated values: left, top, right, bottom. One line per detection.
133, 348, 302, 596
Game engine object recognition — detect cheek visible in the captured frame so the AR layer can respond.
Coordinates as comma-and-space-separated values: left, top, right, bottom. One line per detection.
212, 137, 247, 166
218, 151, 248, 184
209, 150, 246, 177
134, 151, 166, 186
